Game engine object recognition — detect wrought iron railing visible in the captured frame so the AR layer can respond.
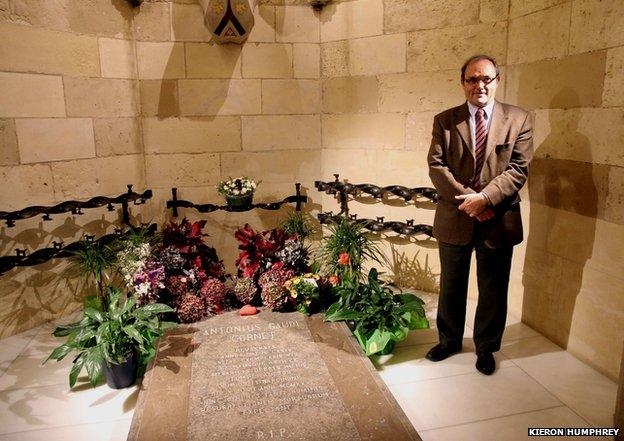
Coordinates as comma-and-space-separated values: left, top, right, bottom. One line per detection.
314, 174, 437, 238
166, 183, 307, 217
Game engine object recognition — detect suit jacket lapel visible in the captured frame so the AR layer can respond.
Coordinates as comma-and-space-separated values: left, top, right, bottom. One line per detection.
454, 103, 473, 157
484, 101, 508, 164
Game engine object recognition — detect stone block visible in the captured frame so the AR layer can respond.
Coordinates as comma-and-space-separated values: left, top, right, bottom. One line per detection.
186, 43, 242, 78
64, 77, 139, 117
178, 79, 261, 115
588, 217, 624, 277
379, 71, 463, 113
276, 6, 319, 42
262, 79, 321, 114
0, 119, 19, 166
375, 149, 430, 187
570, 0, 624, 54
508, 3, 570, 65
69, 0, 134, 37
0, 22, 99, 76
323, 34, 406, 77
293, 43, 320, 78
528, 157, 609, 220
137, 42, 185, 80
146, 153, 221, 188
603, 46, 624, 107
142, 117, 241, 153
99, 38, 136, 79
0, 164, 55, 211
12, 0, 134, 37
322, 114, 405, 149
133, 1, 171, 41
384, 0, 479, 33
16, 118, 95, 163
0, 0, 8, 19
52, 155, 146, 200
505, 52, 606, 109
242, 43, 293, 78
406, 111, 438, 151
320, 40, 349, 78
320, 0, 383, 42
222, 149, 321, 183
172, 2, 212, 42
568, 286, 624, 380
605, 165, 624, 225
248, 5, 275, 43
509, 0, 567, 18
480, 0, 509, 22
322, 76, 379, 114
407, 22, 506, 73
533, 108, 624, 167
140, 80, 180, 117
0, 72, 65, 118
242, 115, 321, 150
94, 118, 142, 157
321, 149, 377, 183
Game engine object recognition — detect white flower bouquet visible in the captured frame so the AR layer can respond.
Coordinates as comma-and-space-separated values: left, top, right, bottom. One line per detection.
217, 176, 259, 198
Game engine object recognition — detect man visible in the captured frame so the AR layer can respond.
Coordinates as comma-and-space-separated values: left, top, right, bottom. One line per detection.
426, 54, 533, 375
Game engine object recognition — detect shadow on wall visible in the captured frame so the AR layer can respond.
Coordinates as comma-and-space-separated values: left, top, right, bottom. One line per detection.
0, 212, 141, 338
522, 88, 597, 348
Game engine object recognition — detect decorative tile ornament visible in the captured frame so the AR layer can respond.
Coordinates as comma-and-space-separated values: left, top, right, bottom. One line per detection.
200, 0, 255, 44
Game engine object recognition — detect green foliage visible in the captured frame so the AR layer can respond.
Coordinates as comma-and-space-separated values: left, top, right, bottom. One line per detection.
280, 211, 316, 242
317, 218, 383, 278
325, 268, 428, 356
68, 240, 117, 303
46, 287, 176, 388
113, 225, 161, 250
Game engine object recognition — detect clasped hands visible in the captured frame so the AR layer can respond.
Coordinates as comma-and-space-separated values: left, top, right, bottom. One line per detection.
455, 193, 494, 222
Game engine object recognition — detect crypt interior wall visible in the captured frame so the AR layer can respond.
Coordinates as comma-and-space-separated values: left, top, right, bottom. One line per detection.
0, 0, 623, 381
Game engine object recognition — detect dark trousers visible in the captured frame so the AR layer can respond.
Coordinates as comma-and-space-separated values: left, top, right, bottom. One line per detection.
437, 239, 513, 353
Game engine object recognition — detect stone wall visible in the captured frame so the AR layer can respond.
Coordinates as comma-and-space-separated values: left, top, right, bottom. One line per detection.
0, 0, 622, 381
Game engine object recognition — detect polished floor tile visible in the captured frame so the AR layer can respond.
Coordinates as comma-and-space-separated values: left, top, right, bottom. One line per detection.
501, 335, 618, 428
374, 340, 513, 385
0, 383, 138, 435
0, 418, 132, 441
0, 327, 41, 376
419, 406, 604, 441
389, 366, 562, 431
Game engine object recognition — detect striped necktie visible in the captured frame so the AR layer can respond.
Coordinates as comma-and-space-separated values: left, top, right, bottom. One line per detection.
473, 107, 487, 191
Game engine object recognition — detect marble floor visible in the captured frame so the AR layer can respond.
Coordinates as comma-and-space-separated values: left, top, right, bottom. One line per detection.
0, 296, 619, 441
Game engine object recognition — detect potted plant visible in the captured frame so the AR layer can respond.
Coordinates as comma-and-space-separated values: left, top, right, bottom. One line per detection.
46, 287, 176, 389
217, 176, 259, 211
325, 268, 429, 355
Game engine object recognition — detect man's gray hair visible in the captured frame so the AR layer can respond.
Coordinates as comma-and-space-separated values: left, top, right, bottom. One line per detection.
460, 54, 500, 82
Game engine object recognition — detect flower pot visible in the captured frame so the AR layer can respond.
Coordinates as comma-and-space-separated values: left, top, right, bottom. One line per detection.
226, 194, 253, 211
102, 351, 138, 389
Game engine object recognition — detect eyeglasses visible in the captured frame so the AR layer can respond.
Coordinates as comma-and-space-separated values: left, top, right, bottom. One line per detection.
463, 75, 499, 86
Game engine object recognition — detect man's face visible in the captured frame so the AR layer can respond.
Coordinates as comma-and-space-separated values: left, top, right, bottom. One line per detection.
462, 59, 499, 107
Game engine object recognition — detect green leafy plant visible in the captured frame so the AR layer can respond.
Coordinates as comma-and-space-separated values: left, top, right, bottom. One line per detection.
317, 218, 383, 280
68, 240, 117, 304
325, 268, 428, 356
280, 211, 316, 242
46, 287, 176, 388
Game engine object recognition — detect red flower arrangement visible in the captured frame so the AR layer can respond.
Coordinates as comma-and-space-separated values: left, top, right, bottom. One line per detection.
234, 224, 289, 279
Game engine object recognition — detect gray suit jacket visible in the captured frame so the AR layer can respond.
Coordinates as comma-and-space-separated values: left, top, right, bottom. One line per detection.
427, 100, 533, 247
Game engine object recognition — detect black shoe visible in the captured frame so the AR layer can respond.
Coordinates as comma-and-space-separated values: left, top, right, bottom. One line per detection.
425, 343, 462, 362
476, 352, 495, 375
